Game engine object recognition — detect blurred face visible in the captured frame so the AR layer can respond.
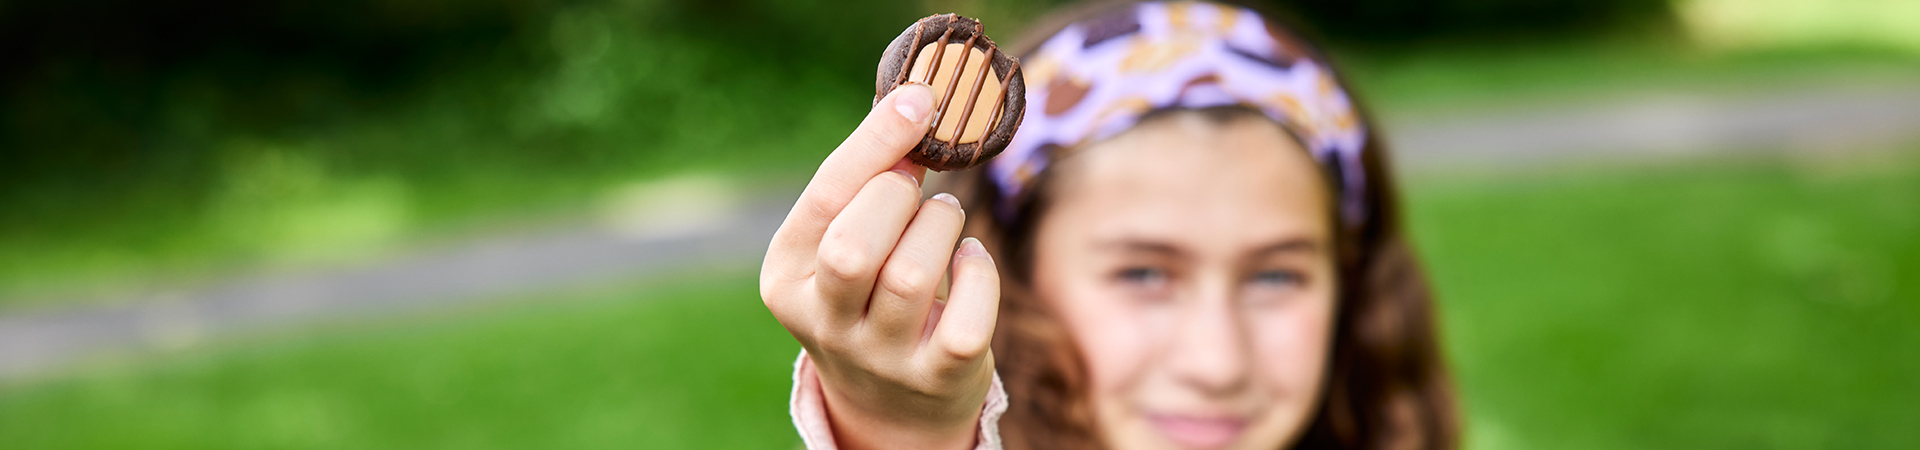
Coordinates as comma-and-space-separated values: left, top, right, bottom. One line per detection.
1030, 112, 1338, 450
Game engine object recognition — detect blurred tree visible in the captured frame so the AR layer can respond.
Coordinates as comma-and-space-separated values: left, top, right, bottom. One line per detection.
0, 0, 552, 186
0, 0, 1676, 295
1278, 0, 1673, 43
0, 0, 1673, 183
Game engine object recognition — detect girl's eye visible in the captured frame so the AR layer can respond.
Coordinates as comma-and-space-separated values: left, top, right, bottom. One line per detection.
1114, 266, 1172, 300
1117, 267, 1167, 285
1251, 270, 1303, 287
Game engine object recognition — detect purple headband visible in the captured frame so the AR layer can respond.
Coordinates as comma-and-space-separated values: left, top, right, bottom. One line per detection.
987, 1, 1368, 226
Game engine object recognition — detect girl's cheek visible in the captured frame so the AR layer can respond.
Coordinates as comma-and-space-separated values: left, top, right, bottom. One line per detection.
1063, 281, 1174, 395
1249, 293, 1336, 396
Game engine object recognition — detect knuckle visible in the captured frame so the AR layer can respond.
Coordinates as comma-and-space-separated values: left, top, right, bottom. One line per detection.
919, 199, 963, 223
937, 334, 988, 362
816, 239, 877, 283
870, 171, 921, 200
954, 257, 999, 285
877, 264, 937, 302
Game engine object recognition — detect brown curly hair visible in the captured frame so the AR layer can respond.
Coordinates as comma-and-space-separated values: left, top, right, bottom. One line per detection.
929, 2, 1459, 449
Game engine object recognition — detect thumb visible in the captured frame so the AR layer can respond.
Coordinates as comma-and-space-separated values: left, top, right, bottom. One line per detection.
769, 83, 937, 265
890, 82, 936, 126
836, 83, 934, 171
803, 81, 934, 210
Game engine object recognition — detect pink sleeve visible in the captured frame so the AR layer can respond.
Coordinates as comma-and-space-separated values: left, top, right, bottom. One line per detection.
791, 349, 1008, 450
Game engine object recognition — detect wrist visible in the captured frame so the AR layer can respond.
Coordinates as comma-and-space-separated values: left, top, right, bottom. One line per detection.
815, 364, 991, 450
825, 397, 981, 450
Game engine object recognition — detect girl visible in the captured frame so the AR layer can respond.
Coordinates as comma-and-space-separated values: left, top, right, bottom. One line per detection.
761, 1, 1456, 449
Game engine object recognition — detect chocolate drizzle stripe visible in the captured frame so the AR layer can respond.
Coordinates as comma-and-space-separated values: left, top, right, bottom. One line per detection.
936, 34, 978, 131
989, 60, 1017, 131
954, 45, 995, 144
923, 29, 953, 86
895, 25, 922, 87
972, 61, 1017, 167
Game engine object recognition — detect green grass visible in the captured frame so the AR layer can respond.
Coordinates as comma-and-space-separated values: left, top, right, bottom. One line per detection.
3, 154, 1917, 448
0, 276, 801, 450
1411, 155, 1920, 449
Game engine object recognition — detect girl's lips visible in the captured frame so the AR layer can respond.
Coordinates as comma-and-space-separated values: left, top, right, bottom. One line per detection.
1147, 414, 1248, 449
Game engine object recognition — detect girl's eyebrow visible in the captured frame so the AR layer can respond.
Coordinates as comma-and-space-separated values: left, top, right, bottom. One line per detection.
1094, 238, 1321, 258
1094, 239, 1185, 257
1250, 239, 1322, 257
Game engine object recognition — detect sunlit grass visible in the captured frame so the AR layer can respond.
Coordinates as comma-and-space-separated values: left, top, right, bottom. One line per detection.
0, 276, 799, 449
1411, 154, 1920, 449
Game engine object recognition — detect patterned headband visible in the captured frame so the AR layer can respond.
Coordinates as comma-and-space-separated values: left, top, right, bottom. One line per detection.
987, 0, 1369, 226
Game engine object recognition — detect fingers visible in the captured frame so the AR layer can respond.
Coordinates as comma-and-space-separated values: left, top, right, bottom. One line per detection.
866, 193, 966, 341
926, 238, 1000, 368
768, 84, 935, 277
817, 83, 933, 203
885, 158, 928, 190
814, 170, 924, 320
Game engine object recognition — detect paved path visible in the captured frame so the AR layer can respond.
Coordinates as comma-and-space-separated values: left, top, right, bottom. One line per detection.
4, 82, 1920, 380
1390, 83, 1920, 168
0, 196, 795, 379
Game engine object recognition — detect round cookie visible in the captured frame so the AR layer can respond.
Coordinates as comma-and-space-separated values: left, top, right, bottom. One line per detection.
876, 14, 1026, 171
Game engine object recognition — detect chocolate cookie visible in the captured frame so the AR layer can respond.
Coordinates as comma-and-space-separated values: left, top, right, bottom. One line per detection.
876, 14, 1026, 171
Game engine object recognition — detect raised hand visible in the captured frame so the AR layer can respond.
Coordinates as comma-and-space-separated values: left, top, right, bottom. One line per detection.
760, 82, 1002, 450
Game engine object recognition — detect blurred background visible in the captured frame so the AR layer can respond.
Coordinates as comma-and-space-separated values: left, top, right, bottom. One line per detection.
1, 0, 1917, 447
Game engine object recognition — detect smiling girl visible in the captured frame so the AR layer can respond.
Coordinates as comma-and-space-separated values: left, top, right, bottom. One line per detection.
760, 2, 1456, 449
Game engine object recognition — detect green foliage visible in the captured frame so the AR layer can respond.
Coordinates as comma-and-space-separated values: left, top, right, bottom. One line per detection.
0, 0, 927, 302
0, 0, 1904, 306
1274, 0, 1674, 44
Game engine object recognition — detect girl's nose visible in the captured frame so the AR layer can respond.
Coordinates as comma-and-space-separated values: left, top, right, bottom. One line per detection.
1166, 285, 1251, 395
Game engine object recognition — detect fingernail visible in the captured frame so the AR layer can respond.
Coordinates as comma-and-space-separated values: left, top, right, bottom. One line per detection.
932, 192, 961, 210
894, 83, 933, 123
957, 237, 989, 260
890, 169, 919, 185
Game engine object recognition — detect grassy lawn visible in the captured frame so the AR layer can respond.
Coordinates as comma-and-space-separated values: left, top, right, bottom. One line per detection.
1412, 154, 1920, 449
0, 277, 801, 450
3, 153, 1917, 448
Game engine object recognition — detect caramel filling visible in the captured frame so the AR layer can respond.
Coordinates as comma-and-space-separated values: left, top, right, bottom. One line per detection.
907, 41, 1004, 144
